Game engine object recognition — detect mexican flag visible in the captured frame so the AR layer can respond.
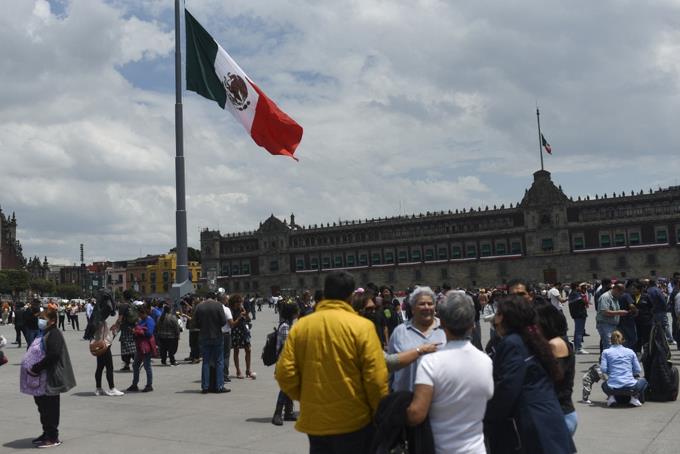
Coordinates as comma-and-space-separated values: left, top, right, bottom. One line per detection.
185, 10, 303, 161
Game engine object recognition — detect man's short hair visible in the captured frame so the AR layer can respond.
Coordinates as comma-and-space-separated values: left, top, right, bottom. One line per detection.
438, 292, 475, 337
324, 272, 356, 301
507, 278, 528, 290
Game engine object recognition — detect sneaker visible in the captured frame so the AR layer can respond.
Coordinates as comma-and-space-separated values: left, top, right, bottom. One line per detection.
214, 387, 231, 394
271, 414, 283, 426
105, 388, 124, 396
94, 388, 104, 396
170, 362, 177, 366
669, 340, 677, 345
31, 434, 47, 445
576, 349, 590, 355
629, 397, 642, 407
36, 439, 62, 448
607, 395, 617, 407
126, 385, 139, 392
119, 366, 131, 372
201, 389, 209, 394
142, 385, 153, 393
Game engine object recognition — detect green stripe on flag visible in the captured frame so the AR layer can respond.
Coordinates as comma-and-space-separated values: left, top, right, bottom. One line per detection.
185, 10, 227, 108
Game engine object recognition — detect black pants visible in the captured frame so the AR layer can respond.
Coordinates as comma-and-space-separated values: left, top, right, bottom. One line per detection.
159, 338, 178, 364
223, 332, 232, 376
189, 331, 200, 359
308, 424, 374, 454
34, 395, 60, 441
15, 325, 23, 346
95, 347, 115, 389
58, 315, 65, 331
70, 315, 79, 331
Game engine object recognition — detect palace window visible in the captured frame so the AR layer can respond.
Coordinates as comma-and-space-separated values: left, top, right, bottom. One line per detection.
347, 255, 355, 266
600, 233, 611, 248
269, 261, 278, 272
232, 265, 240, 275
541, 238, 554, 252
411, 249, 421, 261
425, 248, 434, 261
220, 265, 229, 275
242, 263, 250, 274
371, 252, 381, 265
480, 243, 492, 257
384, 252, 394, 264
310, 258, 319, 269
614, 233, 626, 247
452, 245, 463, 259
322, 257, 330, 268
495, 242, 506, 255
465, 245, 476, 258
573, 236, 584, 250
334, 256, 343, 267
358, 254, 368, 266
296, 259, 305, 271
437, 247, 448, 260
629, 231, 641, 246
656, 228, 668, 243
398, 251, 408, 263
511, 241, 522, 254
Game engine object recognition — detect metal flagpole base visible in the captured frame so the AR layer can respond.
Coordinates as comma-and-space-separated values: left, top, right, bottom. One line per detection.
170, 279, 193, 305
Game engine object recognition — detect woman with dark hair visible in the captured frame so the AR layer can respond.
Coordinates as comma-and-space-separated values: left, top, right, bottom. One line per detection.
485, 295, 575, 454
127, 304, 155, 393
271, 300, 300, 426
155, 305, 180, 366
229, 294, 255, 379
536, 301, 577, 435
25, 308, 76, 448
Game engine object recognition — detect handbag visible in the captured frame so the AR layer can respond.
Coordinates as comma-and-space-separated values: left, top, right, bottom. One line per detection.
20, 337, 47, 396
90, 323, 113, 356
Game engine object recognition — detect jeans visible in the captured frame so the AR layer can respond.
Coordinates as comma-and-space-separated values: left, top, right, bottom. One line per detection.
573, 318, 586, 351
223, 332, 232, 376
25, 329, 39, 348
200, 338, 225, 391
132, 352, 152, 387
602, 378, 648, 400
34, 394, 60, 440
58, 315, 65, 331
654, 312, 674, 342
597, 323, 617, 351
308, 424, 374, 454
564, 411, 578, 435
15, 325, 23, 346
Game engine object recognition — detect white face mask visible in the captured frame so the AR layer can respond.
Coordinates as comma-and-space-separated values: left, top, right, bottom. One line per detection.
38, 319, 48, 330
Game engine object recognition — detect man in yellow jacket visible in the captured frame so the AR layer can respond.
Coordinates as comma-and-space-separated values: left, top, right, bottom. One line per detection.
275, 271, 388, 452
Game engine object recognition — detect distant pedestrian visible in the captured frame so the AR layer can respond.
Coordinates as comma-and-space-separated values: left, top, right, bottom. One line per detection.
57, 303, 66, 331
111, 291, 137, 371
597, 283, 628, 352
194, 298, 228, 393
229, 294, 255, 379
127, 305, 155, 393
68, 303, 80, 331
155, 305, 180, 366
271, 301, 299, 426
91, 291, 124, 397
568, 282, 589, 354
13, 302, 25, 348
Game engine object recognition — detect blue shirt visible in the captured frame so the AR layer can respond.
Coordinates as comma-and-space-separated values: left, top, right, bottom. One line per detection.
387, 318, 447, 392
600, 344, 640, 389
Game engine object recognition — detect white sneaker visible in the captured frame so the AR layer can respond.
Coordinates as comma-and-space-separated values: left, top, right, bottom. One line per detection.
629, 397, 642, 407
94, 388, 104, 396
106, 388, 124, 396
576, 349, 590, 355
607, 395, 617, 407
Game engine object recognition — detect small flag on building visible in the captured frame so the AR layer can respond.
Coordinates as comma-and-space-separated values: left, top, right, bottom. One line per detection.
185, 10, 303, 161
541, 133, 552, 155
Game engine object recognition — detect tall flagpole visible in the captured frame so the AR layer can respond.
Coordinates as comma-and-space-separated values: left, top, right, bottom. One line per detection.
536, 107, 544, 171
172, 0, 191, 304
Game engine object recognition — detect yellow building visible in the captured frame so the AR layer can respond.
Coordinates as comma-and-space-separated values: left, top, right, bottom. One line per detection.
144, 253, 201, 296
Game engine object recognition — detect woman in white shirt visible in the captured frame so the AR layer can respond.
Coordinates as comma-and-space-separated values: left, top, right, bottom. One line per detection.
407, 292, 494, 454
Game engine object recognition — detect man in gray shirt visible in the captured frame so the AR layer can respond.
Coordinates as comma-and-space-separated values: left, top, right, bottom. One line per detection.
596, 283, 628, 351
194, 298, 228, 393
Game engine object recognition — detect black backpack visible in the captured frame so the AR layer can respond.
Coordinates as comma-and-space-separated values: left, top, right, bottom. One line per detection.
643, 322, 679, 402
262, 325, 280, 366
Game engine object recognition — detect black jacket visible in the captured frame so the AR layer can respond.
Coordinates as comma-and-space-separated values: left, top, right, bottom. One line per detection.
371, 391, 435, 454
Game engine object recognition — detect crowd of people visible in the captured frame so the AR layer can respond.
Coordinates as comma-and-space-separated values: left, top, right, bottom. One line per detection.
3, 270, 679, 452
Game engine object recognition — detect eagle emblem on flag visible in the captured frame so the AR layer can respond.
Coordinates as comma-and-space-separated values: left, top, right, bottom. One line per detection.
223, 73, 251, 111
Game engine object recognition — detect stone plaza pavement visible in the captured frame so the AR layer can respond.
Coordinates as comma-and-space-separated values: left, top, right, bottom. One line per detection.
1, 305, 679, 453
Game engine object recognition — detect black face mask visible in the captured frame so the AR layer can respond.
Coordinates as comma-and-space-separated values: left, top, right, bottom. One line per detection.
363, 312, 378, 323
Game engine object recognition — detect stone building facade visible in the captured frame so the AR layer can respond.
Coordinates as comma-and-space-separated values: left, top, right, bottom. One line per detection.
0, 206, 25, 270
201, 170, 680, 295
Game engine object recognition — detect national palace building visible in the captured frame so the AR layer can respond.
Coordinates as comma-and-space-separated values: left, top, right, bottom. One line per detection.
200, 170, 680, 294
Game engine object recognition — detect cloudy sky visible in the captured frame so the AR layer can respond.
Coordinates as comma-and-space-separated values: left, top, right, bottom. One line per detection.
2, 0, 680, 265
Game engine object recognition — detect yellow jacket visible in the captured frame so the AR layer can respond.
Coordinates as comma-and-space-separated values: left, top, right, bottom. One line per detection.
275, 299, 388, 435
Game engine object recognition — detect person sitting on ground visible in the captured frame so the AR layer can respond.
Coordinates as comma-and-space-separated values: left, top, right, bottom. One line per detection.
600, 330, 647, 407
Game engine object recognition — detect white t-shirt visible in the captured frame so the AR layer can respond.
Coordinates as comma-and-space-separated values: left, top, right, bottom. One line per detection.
415, 340, 493, 454
548, 287, 563, 310
221, 306, 233, 334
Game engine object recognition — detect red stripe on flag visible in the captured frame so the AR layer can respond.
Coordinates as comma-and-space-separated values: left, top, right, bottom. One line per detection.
249, 81, 303, 161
